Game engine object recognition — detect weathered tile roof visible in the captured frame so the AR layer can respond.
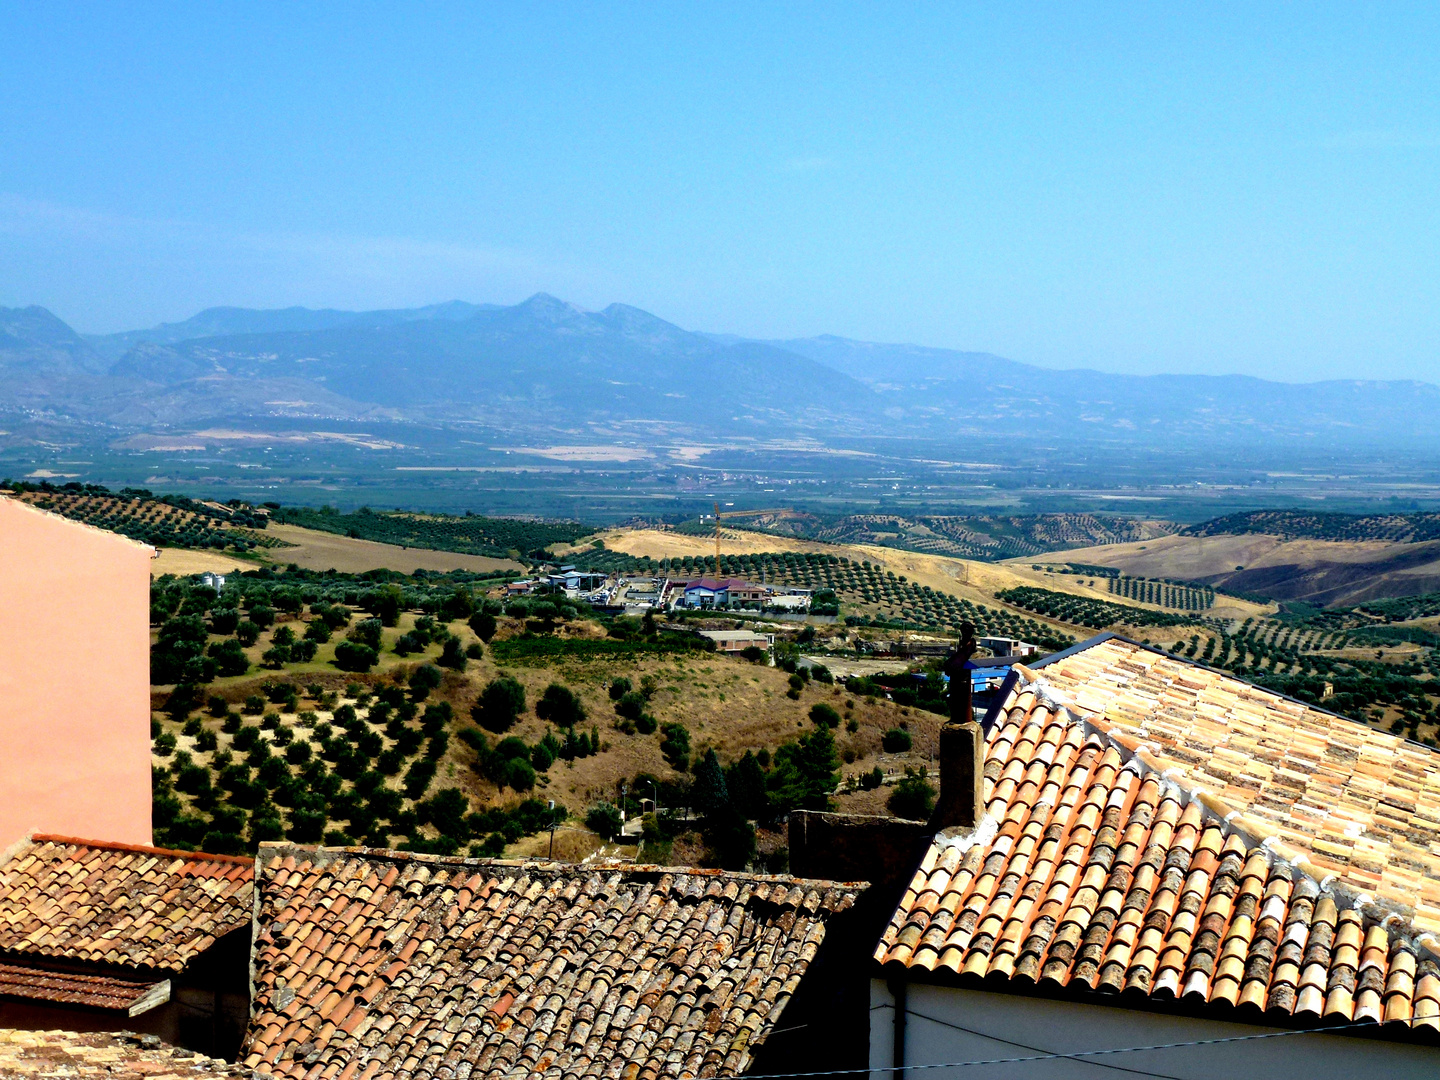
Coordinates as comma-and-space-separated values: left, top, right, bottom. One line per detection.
1035, 636, 1440, 922
0, 834, 254, 973
876, 668, 1440, 1035
244, 845, 863, 1080
0, 960, 169, 1014
0, 1028, 246, 1078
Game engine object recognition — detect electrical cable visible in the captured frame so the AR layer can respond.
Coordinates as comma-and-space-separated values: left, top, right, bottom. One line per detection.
898, 1006, 1193, 1080
732, 1009, 1436, 1080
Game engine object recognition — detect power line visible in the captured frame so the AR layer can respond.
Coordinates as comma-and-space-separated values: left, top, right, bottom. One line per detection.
736, 1010, 1435, 1080
899, 1006, 1192, 1080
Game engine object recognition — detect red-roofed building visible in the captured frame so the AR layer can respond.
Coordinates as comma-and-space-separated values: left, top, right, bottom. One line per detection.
0, 834, 254, 1058
851, 635, 1440, 1077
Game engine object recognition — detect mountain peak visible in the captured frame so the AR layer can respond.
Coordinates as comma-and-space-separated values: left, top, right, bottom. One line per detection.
0, 305, 110, 376
514, 292, 585, 318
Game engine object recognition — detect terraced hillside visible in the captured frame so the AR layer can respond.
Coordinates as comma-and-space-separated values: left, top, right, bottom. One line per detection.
148, 564, 941, 860
5, 481, 286, 552
746, 512, 1179, 560
571, 547, 1073, 648
1186, 510, 1440, 543
273, 506, 592, 560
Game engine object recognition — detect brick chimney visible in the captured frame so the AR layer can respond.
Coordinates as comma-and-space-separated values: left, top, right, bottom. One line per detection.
933, 721, 984, 831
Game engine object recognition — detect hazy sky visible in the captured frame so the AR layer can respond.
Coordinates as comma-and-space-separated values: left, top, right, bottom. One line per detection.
3, 4, 1439, 382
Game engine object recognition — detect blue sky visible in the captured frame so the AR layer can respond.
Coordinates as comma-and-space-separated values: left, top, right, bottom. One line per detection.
2, 4, 1439, 382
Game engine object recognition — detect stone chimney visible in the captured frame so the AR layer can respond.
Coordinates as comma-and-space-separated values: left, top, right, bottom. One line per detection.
931, 621, 984, 831
933, 721, 984, 831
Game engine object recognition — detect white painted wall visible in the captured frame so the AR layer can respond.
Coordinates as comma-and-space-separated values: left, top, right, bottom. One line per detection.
869, 979, 1439, 1079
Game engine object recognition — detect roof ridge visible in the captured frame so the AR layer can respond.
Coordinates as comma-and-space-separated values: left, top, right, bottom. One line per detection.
253, 842, 864, 890
31, 833, 255, 866
1035, 629, 1440, 754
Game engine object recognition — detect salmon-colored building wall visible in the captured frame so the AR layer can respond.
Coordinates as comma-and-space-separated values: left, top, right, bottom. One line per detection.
0, 497, 154, 847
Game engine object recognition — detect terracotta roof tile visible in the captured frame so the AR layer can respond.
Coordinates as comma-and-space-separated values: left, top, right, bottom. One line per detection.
243, 846, 862, 1080
0, 1028, 245, 1078
1036, 637, 1440, 914
0, 961, 169, 1014
876, 646, 1440, 1039
0, 835, 253, 973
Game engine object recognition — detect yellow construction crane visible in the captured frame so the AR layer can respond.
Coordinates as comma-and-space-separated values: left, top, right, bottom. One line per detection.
711, 503, 794, 578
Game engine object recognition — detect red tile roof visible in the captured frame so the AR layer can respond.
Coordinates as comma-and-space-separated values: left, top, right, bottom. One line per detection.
0, 834, 253, 973
0, 1029, 245, 1078
0, 960, 168, 1014
244, 845, 863, 1080
1035, 637, 1440, 923
876, 662, 1440, 1035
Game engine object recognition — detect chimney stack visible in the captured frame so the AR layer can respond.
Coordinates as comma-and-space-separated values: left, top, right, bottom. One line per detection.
934, 721, 984, 831
933, 622, 984, 832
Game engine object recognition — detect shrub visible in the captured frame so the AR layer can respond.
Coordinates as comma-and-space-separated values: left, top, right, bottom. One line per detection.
536, 683, 586, 727
468, 611, 498, 642
472, 676, 526, 733
660, 723, 691, 772
498, 757, 536, 791
881, 728, 913, 753
334, 640, 378, 673
740, 645, 767, 662
399, 758, 435, 800
614, 691, 647, 722
809, 703, 841, 728
465, 642, 485, 660
154, 732, 177, 757
608, 677, 632, 701
585, 802, 623, 840
349, 618, 384, 651
438, 637, 468, 670
285, 740, 312, 765
887, 768, 935, 820
409, 663, 443, 700
195, 729, 218, 752
235, 620, 261, 646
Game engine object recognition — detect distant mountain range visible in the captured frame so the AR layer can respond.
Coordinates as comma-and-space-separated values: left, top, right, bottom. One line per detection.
2, 295, 1437, 448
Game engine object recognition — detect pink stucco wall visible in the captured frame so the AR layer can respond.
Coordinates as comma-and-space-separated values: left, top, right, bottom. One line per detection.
0, 497, 154, 847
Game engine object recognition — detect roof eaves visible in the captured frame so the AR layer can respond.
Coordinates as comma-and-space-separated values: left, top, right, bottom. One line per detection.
29, 834, 254, 866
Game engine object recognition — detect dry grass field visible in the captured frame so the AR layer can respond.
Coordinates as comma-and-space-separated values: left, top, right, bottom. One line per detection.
259, 523, 523, 574
151, 548, 256, 578
177, 609, 940, 822
1028, 533, 1440, 608
151, 524, 523, 578
599, 526, 1040, 607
